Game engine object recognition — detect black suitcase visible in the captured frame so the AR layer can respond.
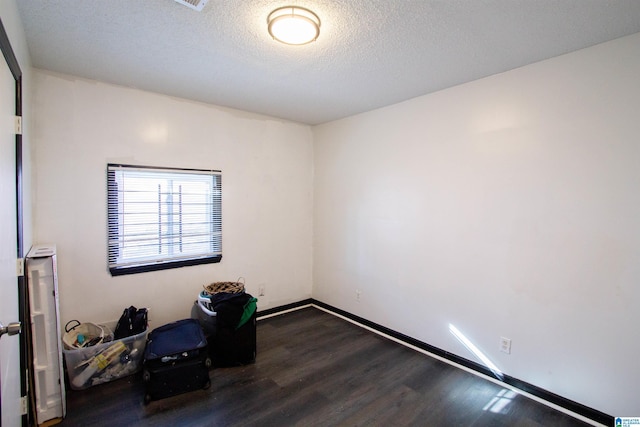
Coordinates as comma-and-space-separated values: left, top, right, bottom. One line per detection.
143, 318, 211, 403
211, 302, 257, 367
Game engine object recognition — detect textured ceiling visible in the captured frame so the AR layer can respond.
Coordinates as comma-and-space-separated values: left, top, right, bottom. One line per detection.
15, 0, 640, 125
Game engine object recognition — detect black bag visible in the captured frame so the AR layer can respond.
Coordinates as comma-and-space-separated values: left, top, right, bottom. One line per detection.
212, 310, 256, 367
210, 292, 252, 330
114, 306, 148, 339
209, 293, 257, 366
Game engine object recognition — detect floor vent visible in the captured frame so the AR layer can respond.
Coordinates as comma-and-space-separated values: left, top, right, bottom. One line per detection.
174, 0, 208, 12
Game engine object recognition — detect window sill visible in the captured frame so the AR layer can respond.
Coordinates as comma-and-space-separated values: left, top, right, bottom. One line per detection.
109, 255, 222, 276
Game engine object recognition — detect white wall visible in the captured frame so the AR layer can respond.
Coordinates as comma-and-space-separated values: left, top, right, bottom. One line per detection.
0, 0, 33, 253
313, 32, 640, 416
31, 71, 313, 329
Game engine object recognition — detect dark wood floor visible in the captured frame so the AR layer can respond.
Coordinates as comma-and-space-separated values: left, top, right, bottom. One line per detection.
59, 307, 591, 426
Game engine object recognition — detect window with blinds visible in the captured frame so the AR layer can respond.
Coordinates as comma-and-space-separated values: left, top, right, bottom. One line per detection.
107, 164, 222, 276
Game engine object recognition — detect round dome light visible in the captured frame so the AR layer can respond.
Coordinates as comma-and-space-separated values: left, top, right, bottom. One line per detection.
268, 6, 320, 45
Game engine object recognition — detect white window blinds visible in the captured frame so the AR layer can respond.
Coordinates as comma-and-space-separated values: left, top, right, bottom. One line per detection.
107, 164, 222, 275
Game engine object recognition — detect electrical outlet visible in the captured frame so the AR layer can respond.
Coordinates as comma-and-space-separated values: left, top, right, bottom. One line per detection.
258, 284, 265, 296
500, 337, 511, 354
356, 290, 361, 302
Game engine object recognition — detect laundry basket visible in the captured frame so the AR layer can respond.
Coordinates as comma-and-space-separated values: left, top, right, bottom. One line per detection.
62, 320, 109, 350
198, 278, 245, 319
202, 278, 245, 297
194, 292, 217, 336
198, 291, 216, 316
195, 278, 245, 337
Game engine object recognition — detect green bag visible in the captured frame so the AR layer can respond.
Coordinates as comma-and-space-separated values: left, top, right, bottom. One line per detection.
237, 297, 257, 329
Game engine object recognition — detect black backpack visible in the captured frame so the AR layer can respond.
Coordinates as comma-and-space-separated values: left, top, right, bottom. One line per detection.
114, 306, 148, 339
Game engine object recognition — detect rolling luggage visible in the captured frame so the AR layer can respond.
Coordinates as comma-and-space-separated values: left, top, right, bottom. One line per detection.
209, 293, 257, 367
142, 318, 211, 403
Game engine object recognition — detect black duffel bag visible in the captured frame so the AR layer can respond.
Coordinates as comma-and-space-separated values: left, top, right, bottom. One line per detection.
114, 306, 148, 339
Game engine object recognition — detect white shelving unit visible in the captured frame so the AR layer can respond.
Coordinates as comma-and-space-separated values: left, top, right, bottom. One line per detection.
26, 244, 66, 425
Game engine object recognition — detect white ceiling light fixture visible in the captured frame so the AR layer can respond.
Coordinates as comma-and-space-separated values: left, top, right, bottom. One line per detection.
268, 6, 321, 45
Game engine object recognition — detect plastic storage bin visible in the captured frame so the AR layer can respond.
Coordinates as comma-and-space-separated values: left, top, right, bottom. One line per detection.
63, 321, 147, 390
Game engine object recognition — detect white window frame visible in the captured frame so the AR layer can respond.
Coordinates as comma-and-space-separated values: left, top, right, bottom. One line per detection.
107, 164, 222, 276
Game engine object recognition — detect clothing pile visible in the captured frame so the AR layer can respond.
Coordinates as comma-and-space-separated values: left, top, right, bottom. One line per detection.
202, 279, 257, 331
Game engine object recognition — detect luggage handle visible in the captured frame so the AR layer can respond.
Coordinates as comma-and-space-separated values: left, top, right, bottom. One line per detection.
65, 319, 81, 333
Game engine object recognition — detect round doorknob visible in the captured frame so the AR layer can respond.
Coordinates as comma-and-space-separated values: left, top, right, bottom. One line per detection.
0, 321, 21, 339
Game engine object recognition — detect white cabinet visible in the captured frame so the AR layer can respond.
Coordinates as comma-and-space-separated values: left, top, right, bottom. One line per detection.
26, 244, 66, 424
